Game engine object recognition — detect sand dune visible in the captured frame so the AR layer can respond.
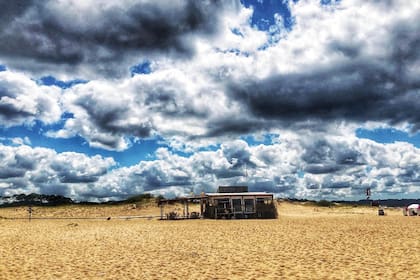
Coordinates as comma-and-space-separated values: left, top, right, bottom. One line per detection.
1, 202, 419, 279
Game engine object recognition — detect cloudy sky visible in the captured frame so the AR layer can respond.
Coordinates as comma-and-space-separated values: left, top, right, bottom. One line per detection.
0, 0, 419, 201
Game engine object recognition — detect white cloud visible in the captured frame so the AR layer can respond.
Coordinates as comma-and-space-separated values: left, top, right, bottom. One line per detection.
86, 134, 420, 200
0, 70, 62, 127
0, 131, 419, 201
0, 144, 115, 199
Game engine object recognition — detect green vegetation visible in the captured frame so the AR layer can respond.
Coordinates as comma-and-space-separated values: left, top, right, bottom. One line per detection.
315, 200, 333, 207
125, 193, 155, 203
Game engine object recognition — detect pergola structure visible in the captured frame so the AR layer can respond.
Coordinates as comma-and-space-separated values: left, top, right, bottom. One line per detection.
157, 196, 201, 220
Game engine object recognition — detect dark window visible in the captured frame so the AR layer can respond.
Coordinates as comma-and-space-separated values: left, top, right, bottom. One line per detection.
216, 199, 230, 209
256, 198, 265, 204
232, 199, 242, 212
244, 199, 254, 212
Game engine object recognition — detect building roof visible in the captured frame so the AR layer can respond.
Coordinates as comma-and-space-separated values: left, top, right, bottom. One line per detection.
217, 186, 248, 193
205, 192, 273, 197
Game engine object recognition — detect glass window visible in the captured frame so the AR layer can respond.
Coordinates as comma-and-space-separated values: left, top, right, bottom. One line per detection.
232, 199, 242, 212
244, 199, 254, 212
256, 198, 265, 204
216, 199, 230, 209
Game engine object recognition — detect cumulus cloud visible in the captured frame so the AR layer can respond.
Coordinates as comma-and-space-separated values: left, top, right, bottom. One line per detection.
91, 134, 419, 200
47, 66, 240, 150
0, 70, 62, 127
0, 144, 115, 200
0, 133, 419, 201
225, 0, 420, 133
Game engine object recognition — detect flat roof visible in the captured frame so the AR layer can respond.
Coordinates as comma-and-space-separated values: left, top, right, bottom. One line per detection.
205, 192, 273, 197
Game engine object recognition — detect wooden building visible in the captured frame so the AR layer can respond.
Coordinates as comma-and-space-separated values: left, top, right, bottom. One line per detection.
158, 186, 277, 220
201, 186, 277, 219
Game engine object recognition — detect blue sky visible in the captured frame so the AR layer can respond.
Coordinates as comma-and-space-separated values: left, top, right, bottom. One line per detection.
356, 129, 420, 148
0, 0, 419, 201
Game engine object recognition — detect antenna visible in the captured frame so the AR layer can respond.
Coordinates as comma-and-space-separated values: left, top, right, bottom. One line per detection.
245, 162, 248, 181
366, 187, 371, 200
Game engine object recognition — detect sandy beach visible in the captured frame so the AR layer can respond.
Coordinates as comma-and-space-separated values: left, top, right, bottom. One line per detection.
1, 202, 420, 280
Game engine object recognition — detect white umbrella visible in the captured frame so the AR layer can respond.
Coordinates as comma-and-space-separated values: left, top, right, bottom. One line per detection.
405, 204, 420, 216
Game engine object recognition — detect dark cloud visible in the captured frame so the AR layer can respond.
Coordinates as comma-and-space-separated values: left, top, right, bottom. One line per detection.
0, 151, 37, 179
248, 180, 277, 193
38, 183, 70, 197
75, 96, 153, 138
335, 150, 363, 165
302, 140, 365, 174
398, 167, 420, 183
0, 83, 35, 123
322, 180, 351, 189
13, 153, 37, 170
0, 0, 34, 25
214, 169, 244, 179
30, 170, 53, 184
135, 166, 192, 191
228, 60, 420, 130
144, 86, 208, 119
222, 141, 251, 165
0, 168, 27, 179
0, 0, 228, 77
5, 178, 29, 190
390, 21, 420, 68
225, 13, 420, 133
0, 71, 61, 127
302, 140, 334, 164
50, 160, 108, 184
304, 164, 341, 175
205, 119, 266, 138
0, 103, 34, 123
193, 158, 242, 179
306, 183, 320, 190
328, 40, 362, 59
261, 175, 297, 194
58, 175, 99, 184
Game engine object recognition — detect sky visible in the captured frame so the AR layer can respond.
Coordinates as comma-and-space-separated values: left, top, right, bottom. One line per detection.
0, 0, 419, 202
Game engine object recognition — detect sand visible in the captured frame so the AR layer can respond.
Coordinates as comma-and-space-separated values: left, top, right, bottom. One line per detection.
1, 202, 420, 279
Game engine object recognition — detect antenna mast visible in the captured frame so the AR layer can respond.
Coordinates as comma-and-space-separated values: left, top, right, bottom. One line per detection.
245, 162, 248, 181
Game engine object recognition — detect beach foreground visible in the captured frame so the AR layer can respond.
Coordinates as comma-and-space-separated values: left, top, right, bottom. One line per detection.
1, 202, 420, 279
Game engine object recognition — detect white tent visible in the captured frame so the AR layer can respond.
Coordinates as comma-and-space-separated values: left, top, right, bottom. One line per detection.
403, 204, 420, 216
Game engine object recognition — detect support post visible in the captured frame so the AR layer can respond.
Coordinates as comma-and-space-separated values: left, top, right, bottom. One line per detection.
183, 200, 186, 218
186, 200, 189, 218
28, 206, 32, 222
200, 192, 204, 218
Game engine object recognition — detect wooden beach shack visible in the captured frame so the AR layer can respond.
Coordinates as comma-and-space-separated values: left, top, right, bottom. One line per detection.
158, 186, 277, 220
201, 186, 277, 219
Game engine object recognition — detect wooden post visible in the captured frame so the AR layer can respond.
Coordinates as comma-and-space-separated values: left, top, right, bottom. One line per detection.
230, 198, 233, 214
182, 200, 186, 218
200, 192, 204, 217
28, 206, 32, 221
200, 198, 203, 217
186, 200, 189, 218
